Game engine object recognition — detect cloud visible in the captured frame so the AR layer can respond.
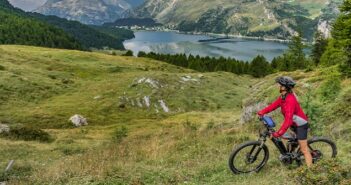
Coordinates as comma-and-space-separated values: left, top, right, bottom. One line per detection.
8, 0, 47, 11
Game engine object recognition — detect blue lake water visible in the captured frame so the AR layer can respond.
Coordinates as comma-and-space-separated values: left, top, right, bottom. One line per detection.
123, 31, 289, 61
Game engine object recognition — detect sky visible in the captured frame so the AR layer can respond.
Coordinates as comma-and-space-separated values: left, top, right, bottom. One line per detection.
8, 0, 47, 11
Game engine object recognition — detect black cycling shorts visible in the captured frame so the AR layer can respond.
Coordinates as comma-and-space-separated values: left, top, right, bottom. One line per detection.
291, 124, 309, 140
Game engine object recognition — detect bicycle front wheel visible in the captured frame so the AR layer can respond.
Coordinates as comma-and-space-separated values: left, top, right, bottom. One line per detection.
228, 141, 269, 174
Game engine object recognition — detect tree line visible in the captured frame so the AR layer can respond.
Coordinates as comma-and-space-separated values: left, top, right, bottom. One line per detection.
138, 51, 272, 78
0, 9, 82, 50
136, 33, 309, 78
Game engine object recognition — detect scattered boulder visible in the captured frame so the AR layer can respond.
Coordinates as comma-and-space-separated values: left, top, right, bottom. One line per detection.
134, 77, 162, 89
159, 100, 170, 113
0, 123, 10, 134
69, 115, 88, 127
136, 98, 143, 108
144, 96, 151, 108
94, 95, 102, 100
180, 75, 199, 83
118, 95, 130, 108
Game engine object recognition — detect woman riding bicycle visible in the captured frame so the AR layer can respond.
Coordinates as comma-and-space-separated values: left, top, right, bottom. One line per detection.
257, 76, 313, 167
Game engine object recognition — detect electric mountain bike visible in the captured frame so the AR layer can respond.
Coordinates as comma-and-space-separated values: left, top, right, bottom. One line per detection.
228, 116, 337, 174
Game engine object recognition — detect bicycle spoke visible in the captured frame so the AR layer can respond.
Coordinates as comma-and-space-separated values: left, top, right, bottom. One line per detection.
308, 140, 335, 160
232, 144, 266, 173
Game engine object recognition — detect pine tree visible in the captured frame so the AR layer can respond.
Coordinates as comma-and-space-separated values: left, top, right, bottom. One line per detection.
250, 55, 271, 77
287, 33, 306, 70
311, 31, 328, 65
331, 0, 351, 76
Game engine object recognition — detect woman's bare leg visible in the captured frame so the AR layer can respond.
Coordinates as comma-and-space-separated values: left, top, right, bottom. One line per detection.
298, 140, 313, 167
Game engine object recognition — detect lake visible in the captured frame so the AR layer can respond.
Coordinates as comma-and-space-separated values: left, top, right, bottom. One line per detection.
123, 31, 289, 61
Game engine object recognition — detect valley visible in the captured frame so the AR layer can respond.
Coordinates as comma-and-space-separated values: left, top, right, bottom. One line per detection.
1, 0, 351, 184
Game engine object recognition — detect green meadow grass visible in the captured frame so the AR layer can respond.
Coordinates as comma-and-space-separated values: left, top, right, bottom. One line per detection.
0, 45, 350, 184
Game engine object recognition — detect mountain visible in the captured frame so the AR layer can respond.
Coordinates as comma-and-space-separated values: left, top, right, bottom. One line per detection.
35, 0, 137, 25
0, 0, 82, 49
135, 0, 342, 40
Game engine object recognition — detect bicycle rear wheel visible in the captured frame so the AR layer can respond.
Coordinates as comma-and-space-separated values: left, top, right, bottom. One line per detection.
228, 141, 269, 174
307, 137, 337, 163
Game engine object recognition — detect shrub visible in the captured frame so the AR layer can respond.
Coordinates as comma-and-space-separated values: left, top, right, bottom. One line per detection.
112, 126, 128, 143
320, 40, 348, 67
137, 51, 147, 57
318, 75, 341, 102
339, 61, 351, 78
1, 126, 53, 143
48, 74, 57, 79
108, 66, 123, 73
59, 145, 86, 155
123, 50, 133, 56
301, 88, 324, 136
61, 78, 74, 84
0, 162, 32, 182
182, 119, 197, 132
206, 120, 215, 130
291, 159, 351, 185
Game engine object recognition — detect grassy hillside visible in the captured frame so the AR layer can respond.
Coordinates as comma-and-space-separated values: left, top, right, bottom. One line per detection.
0, 45, 350, 184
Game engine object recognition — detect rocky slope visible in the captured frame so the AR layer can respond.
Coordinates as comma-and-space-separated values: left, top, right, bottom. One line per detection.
35, 0, 137, 25
136, 0, 342, 40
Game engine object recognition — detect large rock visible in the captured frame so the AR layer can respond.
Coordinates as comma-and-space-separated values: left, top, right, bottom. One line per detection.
240, 102, 267, 124
69, 115, 88, 127
0, 123, 10, 134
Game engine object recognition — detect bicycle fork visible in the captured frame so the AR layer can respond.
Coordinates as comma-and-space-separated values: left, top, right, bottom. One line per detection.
246, 137, 266, 164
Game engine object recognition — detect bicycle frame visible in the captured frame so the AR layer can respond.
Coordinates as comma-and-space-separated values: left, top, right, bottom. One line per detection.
258, 125, 299, 156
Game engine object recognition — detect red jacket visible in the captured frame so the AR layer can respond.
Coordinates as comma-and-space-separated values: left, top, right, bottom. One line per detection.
258, 93, 308, 138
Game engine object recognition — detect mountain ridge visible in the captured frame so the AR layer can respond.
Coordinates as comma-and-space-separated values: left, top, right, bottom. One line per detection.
35, 0, 138, 25
135, 0, 342, 40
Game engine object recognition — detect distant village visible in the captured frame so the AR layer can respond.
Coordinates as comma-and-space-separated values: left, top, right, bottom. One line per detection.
116, 25, 177, 32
